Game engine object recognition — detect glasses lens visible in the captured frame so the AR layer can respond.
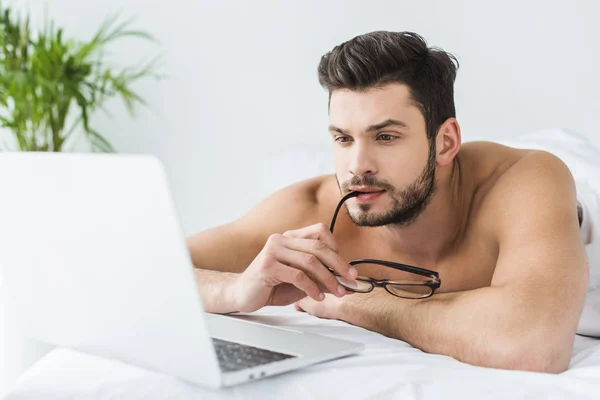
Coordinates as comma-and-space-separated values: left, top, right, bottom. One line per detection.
334, 276, 373, 293
386, 284, 433, 299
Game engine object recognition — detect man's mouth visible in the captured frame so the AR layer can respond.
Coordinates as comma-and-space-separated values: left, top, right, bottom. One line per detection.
349, 187, 385, 194
349, 188, 386, 202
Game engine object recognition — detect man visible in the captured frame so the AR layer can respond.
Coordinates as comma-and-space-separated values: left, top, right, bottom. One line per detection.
186, 31, 589, 374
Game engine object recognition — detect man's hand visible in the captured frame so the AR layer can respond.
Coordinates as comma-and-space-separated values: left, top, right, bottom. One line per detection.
294, 293, 347, 320
295, 289, 384, 324
231, 223, 358, 313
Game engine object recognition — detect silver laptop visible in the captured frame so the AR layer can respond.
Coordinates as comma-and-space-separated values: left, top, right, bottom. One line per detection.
0, 152, 363, 388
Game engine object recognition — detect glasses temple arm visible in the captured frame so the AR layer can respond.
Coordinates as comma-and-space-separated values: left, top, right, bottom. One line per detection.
329, 191, 360, 233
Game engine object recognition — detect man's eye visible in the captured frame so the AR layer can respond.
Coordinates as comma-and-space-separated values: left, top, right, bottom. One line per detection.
377, 134, 396, 142
335, 136, 352, 143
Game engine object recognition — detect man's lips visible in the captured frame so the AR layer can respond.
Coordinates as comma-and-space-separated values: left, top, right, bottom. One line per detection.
348, 187, 386, 193
348, 189, 386, 202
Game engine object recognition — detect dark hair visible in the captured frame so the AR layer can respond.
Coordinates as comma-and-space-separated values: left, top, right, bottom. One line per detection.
318, 31, 459, 143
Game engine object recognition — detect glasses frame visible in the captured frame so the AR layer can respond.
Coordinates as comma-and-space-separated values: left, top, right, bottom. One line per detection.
328, 191, 442, 299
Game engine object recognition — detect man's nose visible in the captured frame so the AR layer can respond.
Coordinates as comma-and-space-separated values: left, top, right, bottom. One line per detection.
348, 144, 377, 176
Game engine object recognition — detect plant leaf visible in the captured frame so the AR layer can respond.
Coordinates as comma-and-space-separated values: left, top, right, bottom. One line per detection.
87, 128, 115, 153
0, 4, 162, 152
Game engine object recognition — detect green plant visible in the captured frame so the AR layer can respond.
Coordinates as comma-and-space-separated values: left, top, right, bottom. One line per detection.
0, 5, 162, 152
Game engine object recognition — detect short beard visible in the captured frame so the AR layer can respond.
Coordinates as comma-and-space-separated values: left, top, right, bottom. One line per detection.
340, 140, 436, 227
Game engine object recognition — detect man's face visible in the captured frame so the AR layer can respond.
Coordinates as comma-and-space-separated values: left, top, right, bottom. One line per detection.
329, 83, 436, 227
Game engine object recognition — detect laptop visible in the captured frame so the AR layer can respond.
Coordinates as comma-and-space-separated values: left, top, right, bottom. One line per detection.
0, 152, 364, 388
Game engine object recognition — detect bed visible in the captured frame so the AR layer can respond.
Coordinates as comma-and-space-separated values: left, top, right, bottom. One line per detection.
5, 304, 600, 399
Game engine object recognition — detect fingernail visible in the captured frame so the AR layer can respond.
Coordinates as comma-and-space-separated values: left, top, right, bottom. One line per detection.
337, 285, 345, 295
319, 292, 325, 300
348, 266, 358, 278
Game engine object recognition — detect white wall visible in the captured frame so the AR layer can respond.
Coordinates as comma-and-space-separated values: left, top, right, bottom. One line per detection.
8, 0, 600, 234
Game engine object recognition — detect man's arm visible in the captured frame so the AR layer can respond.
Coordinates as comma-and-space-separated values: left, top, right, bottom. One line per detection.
302, 152, 589, 373
192, 269, 240, 314
187, 178, 322, 311
186, 177, 325, 273
187, 176, 357, 313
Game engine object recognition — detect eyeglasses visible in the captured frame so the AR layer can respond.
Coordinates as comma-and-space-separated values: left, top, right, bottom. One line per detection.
327, 191, 441, 299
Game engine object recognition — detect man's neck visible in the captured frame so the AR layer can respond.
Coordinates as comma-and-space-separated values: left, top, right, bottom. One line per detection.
378, 156, 472, 265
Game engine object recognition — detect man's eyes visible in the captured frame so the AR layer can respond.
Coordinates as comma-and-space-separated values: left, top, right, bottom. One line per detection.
334, 134, 398, 143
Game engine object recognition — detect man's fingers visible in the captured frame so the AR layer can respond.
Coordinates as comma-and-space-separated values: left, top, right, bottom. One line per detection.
277, 247, 346, 297
281, 236, 357, 281
273, 263, 324, 302
283, 223, 339, 253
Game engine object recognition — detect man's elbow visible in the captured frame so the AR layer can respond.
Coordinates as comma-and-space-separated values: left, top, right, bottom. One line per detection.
495, 339, 571, 374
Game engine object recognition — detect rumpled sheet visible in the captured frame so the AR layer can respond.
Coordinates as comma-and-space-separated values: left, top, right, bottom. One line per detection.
5, 305, 600, 400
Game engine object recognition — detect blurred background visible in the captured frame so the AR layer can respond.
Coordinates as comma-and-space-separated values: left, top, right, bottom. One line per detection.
3, 0, 600, 235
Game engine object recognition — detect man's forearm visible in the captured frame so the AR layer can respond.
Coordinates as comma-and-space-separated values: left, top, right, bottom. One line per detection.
340, 287, 571, 372
193, 268, 240, 314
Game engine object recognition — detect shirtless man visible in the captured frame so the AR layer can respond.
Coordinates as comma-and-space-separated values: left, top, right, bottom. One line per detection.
186, 31, 589, 374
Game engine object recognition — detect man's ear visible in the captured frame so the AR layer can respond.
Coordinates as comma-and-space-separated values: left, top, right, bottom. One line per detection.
435, 118, 461, 166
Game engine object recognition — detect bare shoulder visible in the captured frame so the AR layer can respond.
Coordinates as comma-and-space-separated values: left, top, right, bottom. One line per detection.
461, 141, 574, 207
460, 142, 586, 293
483, 146, 577, 229
460, 141, 578, 238
237, 174, 338, 230
186, 174, 337, 272
468, 144, 588, 338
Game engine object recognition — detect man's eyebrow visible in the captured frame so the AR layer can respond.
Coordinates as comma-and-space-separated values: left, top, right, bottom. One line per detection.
328, 125, 349, 135
328, 119, 409, 135
366, 119, 409, 132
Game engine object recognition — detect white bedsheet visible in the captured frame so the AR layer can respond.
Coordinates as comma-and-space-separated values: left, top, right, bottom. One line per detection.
5, 305, 600, 400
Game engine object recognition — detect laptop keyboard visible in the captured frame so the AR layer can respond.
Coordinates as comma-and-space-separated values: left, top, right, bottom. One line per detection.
211, 338, 296, 372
